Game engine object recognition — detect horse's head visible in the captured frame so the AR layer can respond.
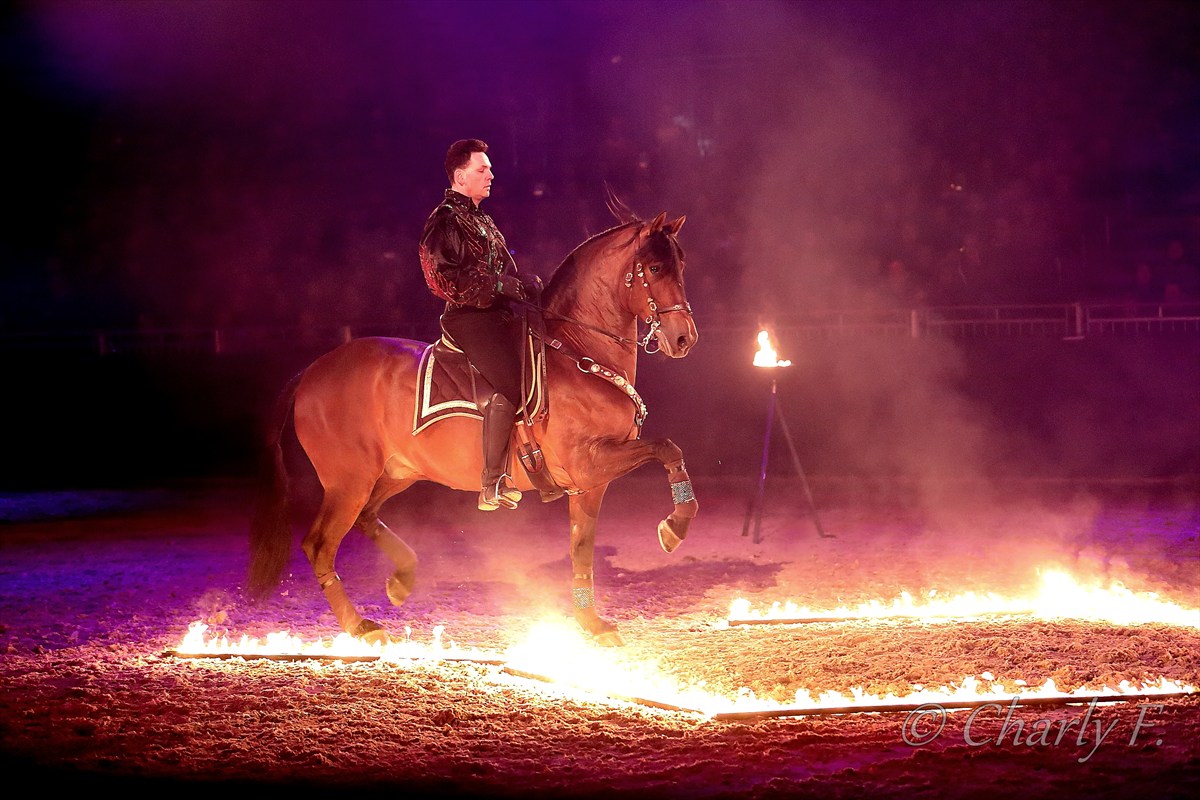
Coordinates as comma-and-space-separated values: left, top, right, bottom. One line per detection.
625, 211, 698, 358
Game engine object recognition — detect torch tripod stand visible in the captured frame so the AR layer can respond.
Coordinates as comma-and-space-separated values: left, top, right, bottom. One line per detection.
741, 378, 834, 543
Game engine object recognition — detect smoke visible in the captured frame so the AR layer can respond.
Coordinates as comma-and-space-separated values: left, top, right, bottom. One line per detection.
6, 0, 1196, 499
12, 0, 1196, 326
735, 47, 917, 315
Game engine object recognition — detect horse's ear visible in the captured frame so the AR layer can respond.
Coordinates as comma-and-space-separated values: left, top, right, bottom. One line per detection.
647, 211, 668, 233
665, 215, 686, 235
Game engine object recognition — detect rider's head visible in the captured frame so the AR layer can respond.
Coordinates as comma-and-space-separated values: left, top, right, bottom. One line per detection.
446, 139, 493, 205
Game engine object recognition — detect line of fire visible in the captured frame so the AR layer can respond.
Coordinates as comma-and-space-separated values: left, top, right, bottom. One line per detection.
162, 331, 1200, 722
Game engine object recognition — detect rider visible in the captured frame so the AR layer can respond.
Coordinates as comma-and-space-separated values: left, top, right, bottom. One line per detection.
418, 139, 542, 512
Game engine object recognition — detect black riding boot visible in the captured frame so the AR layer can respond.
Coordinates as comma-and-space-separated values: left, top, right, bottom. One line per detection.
479, 392, 522, 511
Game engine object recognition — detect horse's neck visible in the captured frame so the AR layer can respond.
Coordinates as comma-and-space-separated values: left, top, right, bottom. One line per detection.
546, 238, 639, 378
551, 317, 638, 382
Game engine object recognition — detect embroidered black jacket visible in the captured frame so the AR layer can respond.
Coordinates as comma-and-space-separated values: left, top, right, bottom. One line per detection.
419, 189, 520, 309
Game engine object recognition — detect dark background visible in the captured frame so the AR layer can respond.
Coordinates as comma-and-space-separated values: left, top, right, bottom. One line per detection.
2, 0, 1198, 491
5, 331, 1197, 494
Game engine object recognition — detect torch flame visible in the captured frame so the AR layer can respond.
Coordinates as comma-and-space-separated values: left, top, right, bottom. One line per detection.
753, 329, 791, 368
726, 568, 1200, 628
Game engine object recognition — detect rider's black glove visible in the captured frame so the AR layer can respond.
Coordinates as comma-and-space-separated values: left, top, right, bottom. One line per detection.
496, 275, 525, 300
520, 275, 544, 299
497, 274, 543, 302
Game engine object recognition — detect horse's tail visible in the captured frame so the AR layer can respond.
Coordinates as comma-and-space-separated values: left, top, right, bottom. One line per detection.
247, 372, 302, 600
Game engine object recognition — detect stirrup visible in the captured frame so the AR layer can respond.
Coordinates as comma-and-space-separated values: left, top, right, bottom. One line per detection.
479, 475, 522, 511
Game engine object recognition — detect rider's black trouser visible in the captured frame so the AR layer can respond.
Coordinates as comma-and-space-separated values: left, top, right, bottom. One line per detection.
439, 303, 523, 406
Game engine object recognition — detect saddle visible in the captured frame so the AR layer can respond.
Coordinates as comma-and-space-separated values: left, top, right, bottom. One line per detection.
412, 324, 563, 501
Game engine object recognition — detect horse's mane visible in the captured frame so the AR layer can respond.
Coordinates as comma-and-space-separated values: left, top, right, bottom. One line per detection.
544, 186, 646, 295
604, 183, 638, 225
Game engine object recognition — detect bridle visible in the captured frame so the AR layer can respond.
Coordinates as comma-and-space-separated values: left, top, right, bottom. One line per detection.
622, 259, 693, 355
529, 240, 692, 354
516, 237, 693, 432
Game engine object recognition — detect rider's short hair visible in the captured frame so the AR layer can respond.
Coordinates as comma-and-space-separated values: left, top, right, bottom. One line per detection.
445, 139, 488, 183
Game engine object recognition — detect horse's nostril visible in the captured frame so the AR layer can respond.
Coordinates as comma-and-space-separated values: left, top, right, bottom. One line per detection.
676, 335, 688, 351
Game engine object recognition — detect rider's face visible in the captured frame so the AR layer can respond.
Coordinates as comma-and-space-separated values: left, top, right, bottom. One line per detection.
455, 151, 494, 205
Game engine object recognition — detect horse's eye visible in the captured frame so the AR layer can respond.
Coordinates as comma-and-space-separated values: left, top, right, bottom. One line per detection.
648, 263, 661, 274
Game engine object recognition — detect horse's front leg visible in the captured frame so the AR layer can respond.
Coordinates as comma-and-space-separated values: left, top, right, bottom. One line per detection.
587, 437, 700, 554
657, 450, 698, 553
567, 487, 623, 647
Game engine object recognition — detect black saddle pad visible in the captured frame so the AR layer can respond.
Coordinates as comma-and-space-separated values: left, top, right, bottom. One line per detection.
412, 333, 545, 436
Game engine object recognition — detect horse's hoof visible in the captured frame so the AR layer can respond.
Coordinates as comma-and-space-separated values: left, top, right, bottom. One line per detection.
386, 570, 414, 606
352, 618, 390, 645
658, 516, 686, 553
574, 608, 620, 640
361, 628, 392, 646
594, 630, 625, 648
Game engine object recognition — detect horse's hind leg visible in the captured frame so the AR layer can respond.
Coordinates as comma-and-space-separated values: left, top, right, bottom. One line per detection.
355, 477, 419, 608
301, 486, 388, 642
568, 487, 624, 647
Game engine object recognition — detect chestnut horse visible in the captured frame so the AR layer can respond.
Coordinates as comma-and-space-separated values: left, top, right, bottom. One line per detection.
248, 208, 699, 646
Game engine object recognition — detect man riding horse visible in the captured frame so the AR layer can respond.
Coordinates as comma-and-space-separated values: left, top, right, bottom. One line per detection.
250, 169, 697, 645
418, 138, 542, 512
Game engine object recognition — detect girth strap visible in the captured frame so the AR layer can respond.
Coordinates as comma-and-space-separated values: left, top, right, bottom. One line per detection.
515, 305, 565, 502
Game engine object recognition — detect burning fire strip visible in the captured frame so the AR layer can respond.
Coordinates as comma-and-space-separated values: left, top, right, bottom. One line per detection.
496, 621, 1198, 720
164, 621, 504, 664
703, 677, 1198, 721
501, 666, 704, 713
706, 689, 1198, 721
166, 618, 1198, 720
502, 667, 1197, 720
726, 569, 1200, 629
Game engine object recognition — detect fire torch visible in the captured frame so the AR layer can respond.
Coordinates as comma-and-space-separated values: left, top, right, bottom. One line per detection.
742, 329, 833, 543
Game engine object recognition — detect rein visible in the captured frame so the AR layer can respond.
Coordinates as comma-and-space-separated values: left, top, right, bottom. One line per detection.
514, 258, 693, 355
530, 327, 649, 431
513, 299, 648, 429
531, 303, 642, 349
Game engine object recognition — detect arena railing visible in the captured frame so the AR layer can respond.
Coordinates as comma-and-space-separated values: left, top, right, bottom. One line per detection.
1, 303, 1197, 354
716, 302, 1200, 340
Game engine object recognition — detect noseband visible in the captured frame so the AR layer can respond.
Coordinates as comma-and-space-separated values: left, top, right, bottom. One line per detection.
624, 260, 693, 354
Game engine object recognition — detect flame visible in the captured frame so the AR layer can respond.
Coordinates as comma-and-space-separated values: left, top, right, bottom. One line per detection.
502, 618, 723, 712
726, 568, 1200, 628
753, 329, 791, 368
172, 616, 1197, 718
499, 619, 1194, 716
173, 621, 501, 663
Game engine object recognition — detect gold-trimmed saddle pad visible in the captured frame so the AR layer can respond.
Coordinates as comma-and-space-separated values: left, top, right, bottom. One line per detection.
412, 334, 546, 436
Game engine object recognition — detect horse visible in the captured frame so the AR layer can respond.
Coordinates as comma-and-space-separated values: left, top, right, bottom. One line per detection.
247, 204, 699, 647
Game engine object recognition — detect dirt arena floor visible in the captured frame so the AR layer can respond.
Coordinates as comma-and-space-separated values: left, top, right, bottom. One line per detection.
1, 474, 1198, 799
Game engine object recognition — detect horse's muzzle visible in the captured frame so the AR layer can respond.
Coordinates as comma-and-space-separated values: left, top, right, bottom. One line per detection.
657, 312, 698, 358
